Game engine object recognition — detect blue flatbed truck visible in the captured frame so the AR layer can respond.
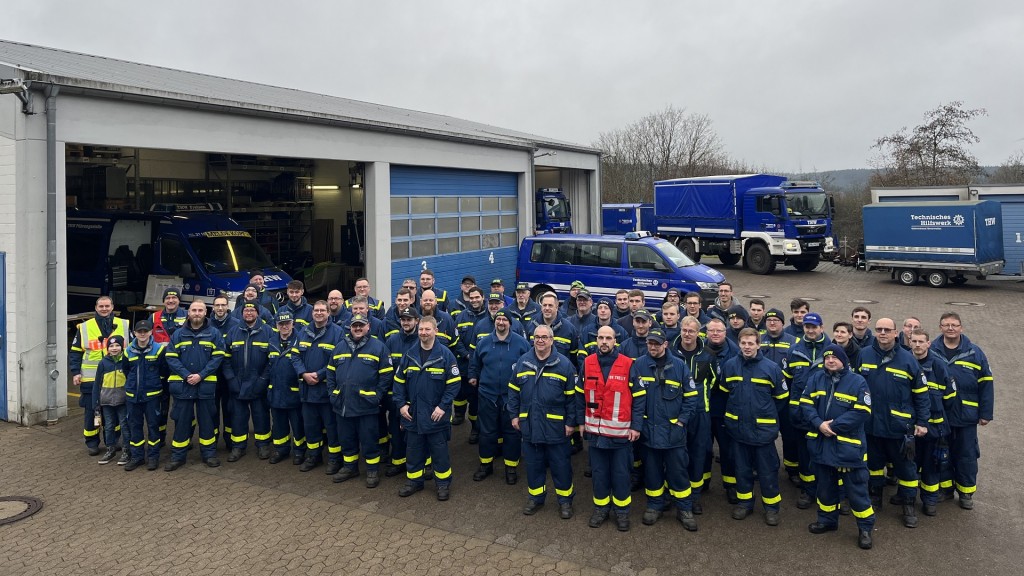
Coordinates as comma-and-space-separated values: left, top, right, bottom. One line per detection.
534, 188, 573, 233
862, 200, 1005, 287
653, 174, 835, 274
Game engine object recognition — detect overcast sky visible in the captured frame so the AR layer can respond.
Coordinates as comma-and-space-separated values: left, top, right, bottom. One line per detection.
3, 1, 1022, 171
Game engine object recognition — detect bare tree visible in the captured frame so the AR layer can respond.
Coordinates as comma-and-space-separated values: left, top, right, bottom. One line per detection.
870, 101, 987, 187
988, 150, 1024, 184
596, 105, 735, 203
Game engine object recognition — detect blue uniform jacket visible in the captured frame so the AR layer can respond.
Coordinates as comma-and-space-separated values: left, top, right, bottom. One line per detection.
468, 332, 531, 404
392, 344, 461, 435
455, 308, 489, 357
799, 367, 872, 468
581, 321, 628, 356
327, 335, 393, 418
506, 301, 541, 326
787, 334, 831, 429
507, 350, 578, 444
930, 334, 993, 426
165, 320, 226, 400
231, 302, 276, 325
760, 331, 798, 377
634, 353, 700, 450
705, 338, 739, 418
222, 321, 277, 400
291, 322, 343, 404
266, 332, 301, 410
917, 352, 953, 438
526, 318, 580, 367
124, 339, 166, 403
859, 343, 929, 438
720, 351, 788, 446
470, 313, 526, 348
280, 298, 314, 327
92, 354, 127, 410
619, 332, 653, 360
673, 339, 715, 416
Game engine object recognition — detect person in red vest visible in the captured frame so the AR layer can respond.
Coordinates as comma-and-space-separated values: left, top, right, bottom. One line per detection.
149, 288, 186, 447
579, 325, 645, 532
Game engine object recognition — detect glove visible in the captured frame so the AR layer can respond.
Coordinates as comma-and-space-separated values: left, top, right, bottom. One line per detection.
899, 433, 915, 461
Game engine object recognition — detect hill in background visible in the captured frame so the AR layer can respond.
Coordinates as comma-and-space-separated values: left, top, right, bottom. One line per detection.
787, 167, 1002, 192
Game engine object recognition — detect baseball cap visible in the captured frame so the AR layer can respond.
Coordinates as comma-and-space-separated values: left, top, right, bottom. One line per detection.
570, 280, 585, 289
645, 328, 667, 344
488, 292, 503, 302
803, 312, 823, 326
633, 309, 654, 321
133, 319, 153, 332
399, 307, 420, 319
490, 278, 504, 286
276, 311, 294, 323
576, 289, 592, 300
515, 282, 530, 292
461, 275, 476, 284
765, 308, 785, 323
350, 313, 369, 325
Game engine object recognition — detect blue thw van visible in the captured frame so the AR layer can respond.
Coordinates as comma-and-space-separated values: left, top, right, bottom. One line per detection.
516, 232, 725, 309
66, 204, 290, 313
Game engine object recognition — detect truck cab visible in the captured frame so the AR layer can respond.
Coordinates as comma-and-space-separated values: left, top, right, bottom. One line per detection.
534, 188, 573, 234
66, 203, 291, 313
743, 181, 834, 265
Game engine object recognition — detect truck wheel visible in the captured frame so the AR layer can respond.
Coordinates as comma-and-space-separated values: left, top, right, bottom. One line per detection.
926, 270, 948, 288
530, 285, 556, 304
895, 268, 918, 286
793, 259, 818, 272
744, 244, 775, 275
676, 239, 700, 263
717, 253, 740, 266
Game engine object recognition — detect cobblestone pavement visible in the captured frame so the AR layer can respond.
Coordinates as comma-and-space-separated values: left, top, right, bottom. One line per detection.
2, 262, 1022, 575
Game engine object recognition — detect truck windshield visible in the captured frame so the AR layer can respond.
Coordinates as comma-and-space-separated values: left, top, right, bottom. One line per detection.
653, 239, 697, 267
543, 197, 570, 219
785, 192, 830, 218
188, 234, 275, 274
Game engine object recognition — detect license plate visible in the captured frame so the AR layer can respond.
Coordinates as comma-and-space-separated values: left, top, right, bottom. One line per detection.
806, 242, 820, 247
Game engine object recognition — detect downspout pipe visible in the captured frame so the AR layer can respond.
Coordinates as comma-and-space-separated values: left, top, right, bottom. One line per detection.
44, 84, 59, 424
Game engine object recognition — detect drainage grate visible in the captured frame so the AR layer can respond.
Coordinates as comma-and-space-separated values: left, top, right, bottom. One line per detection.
0, 496, 44, 526
945, 301, 985, 307
850, 299, 878, 304
742, 294, 771, 299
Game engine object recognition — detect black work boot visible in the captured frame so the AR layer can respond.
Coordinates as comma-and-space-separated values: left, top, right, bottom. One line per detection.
472, 464, 493, 482
902, 504, 918, 528
677, 509, 698, 531
588, 508, 609, 528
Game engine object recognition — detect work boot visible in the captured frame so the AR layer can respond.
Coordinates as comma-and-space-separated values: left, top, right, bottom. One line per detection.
332, 467, 359, 483
451, 411, 466, 426
88, 446, 102, 457
146, 459, 159, 471
691, 496, 703, 515
522, 500, 544, 516
505, 467, 518, 485
615, 514, 630, 532
98, 446, 118, 465
630, 472, 642, 492
788, 473, 801, 487
642, 508, 662, 526
869, 487, 883, 512
227, 448, 245, 462
764, 509, 780, 526
922, 501, 937, 516
436, 485, 450, 501
257, 445, 271, 460
472, 464, 493, 482
117, 450, 131, 465
384, 463, 406, 477
299, 457, 319, 472
889, 493, 905, 506
808, 522, 838, 534
468, 429, 479, 444
677, 510, 698, 532
797, 491, 812, 509
123, 458, 144, 472
938, 488, 955, 502
269, 451, 285, 465
164, 460, 185, 472
958, 493, 974, 510
732, 506, 753, 520
559, 503, 574, 520
588, 508, 609, 528
398, 482, 423, 497
858, 530, 873, 550
726, 487, 739, 505
204, 457, 221, 468
292, 452, 304, 465
325, 461, 342, 475
902, 504, 918, 528
365, 470, 380, 489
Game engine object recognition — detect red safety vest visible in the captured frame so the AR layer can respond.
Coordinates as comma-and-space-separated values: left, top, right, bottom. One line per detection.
152, 310, 171, 343
583, 353, 635, 438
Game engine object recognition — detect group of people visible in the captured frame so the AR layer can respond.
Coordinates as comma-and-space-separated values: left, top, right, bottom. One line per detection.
69, 273, 993, 550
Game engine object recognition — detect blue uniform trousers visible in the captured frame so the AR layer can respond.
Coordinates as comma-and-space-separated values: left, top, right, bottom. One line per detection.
270, 406, 305, 459
386, 396, 407, 467
128, 399, 162, 462
687, 412, 711, 494
644, 446, 692, 512
708, 416, 737, 490
524, 440, 573, 504
230, 396, 271, 451
478, 396, 521, 468
80, 392, 101, 450
780, 410, 801, 479
589, 443, 633, 515
169, 398, 218, 462
867, 435, 918, 502
216, 377, 234, 448
814, 463, 875, 532
950, 425, 980, 495
798, 437, 817, 499
157, 382, 170, 447
734, 441, 781, 512
302, 402, 340, 464
101, 404, 128, 448
406, 430, 452, 487
337, 413, 381, 471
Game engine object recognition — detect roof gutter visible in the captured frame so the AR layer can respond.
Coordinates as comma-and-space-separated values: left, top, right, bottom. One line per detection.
43, 83, 60, 423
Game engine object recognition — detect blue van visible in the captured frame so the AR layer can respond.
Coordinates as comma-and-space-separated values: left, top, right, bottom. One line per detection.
67, 204, 290, 313
516, 232, 725, 309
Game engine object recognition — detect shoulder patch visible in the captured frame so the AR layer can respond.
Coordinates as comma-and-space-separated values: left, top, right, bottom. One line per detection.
863, 391, 872, 406
688, 378, 696, 390
781, 381, 788, 391
781, 358, 788, 370
451, 365, 460, 377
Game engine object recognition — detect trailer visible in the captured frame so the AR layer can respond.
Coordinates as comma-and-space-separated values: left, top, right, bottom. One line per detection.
602, 203, 655, 235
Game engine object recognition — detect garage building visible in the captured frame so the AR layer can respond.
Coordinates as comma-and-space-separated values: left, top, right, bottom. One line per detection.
0, 39, 602, 425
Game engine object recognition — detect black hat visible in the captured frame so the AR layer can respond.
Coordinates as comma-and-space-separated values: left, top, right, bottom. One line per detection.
488, 292, 504, 302
765, 308, 785, 323
490, 278, 504, 286
646, 328, 667, 344
515, 282, 530, 292
276, 311, 294, 323
633, 309, 654, 322
162, 288, 180, 301
596, 298, 613, 310
399, 307, 420, 319
493, 310, 510, 321
133, 319, 153, 332
727, 305, 746, 319
461, 275, 476, 284
822, 344, 849, 367
576, 289, 592, 300
107, 335, 125, 348
350, 313, 370, 325
241, 302, 258, 311
244, 283, 260, 293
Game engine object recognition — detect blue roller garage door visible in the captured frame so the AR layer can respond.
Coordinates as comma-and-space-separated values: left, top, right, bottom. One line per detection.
390, 166, 519, 297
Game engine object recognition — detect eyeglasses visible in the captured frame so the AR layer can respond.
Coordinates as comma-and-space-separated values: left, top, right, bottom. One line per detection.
533, 335, 552, 340
875, 327, 895, 333
940, 324, 961, 329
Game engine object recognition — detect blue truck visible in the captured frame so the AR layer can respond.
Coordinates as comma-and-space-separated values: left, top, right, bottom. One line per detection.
602, 203, 655, 235
862, 200, 1005, 287
66, 204, 291, 313
535, 188, 573, 233
653, 174, 835, 274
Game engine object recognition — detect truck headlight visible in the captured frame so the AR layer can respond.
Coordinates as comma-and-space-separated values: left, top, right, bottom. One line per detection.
825, 237, 835, 248
696, 282, 717, 290
784, 241, 799, 253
